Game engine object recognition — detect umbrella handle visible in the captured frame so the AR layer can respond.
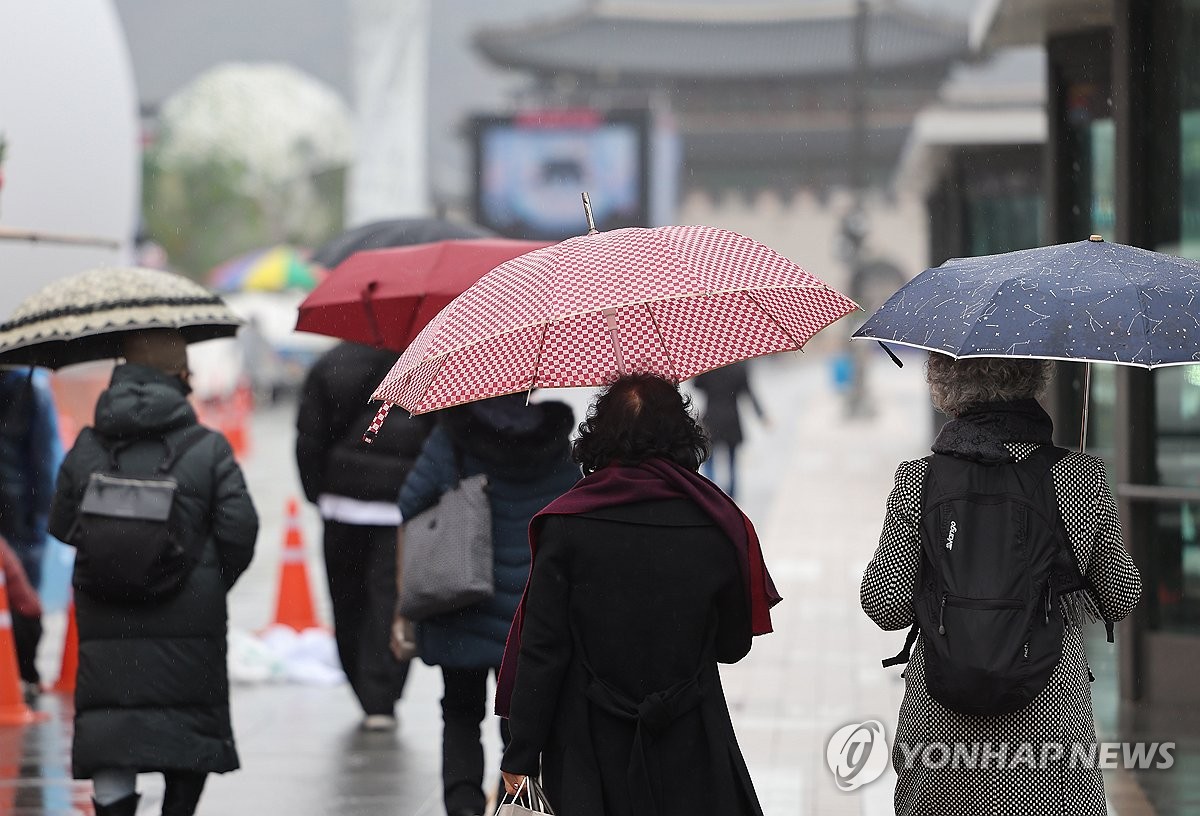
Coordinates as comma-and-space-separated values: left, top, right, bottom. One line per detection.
1079, 362, 1091, 454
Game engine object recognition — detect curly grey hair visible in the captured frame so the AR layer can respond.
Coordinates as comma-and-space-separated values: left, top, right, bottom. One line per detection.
925, 352, 1052, 417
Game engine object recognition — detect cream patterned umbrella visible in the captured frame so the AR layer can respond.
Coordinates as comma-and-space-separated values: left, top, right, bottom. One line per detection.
0, 267, 241, 369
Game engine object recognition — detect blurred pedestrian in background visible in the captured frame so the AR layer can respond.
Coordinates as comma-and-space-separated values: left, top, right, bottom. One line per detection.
498, 374, 774, 816
396, 393, 577, 816
692, 361, 768, 499
296, 341, 435, 731
0, 367, 62, 699
49, 329, 258, 816
861, 353, 1141, 816
0, 536, 43, 628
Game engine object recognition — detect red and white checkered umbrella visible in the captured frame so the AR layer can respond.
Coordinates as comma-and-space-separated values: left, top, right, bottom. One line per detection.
369, 224, 858, 417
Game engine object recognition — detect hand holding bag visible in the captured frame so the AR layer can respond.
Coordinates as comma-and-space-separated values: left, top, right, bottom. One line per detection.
397, 445, 493, 620
495, 777, 556, 816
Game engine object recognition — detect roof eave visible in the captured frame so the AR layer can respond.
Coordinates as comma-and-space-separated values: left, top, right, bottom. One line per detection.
971, 0, 1111, 52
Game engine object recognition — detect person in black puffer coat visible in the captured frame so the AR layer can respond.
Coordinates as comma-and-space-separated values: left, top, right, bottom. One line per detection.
397, 394, 578, 816
48, 329, 258, 816
296, 341, 436, 729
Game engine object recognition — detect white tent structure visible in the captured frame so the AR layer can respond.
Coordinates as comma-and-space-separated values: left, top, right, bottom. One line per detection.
0, 0, 139, 316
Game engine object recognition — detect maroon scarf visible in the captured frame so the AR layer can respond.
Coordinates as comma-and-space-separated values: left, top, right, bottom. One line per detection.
494, 458, 781, 717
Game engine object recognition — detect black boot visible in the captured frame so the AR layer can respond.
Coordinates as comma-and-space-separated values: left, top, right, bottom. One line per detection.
93, 793, 140, 816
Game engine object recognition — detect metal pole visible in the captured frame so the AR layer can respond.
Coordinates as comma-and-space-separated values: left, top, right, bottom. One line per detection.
0, 225, 120, 250
1079, 362, 1092, 453
850, 0, 868, 206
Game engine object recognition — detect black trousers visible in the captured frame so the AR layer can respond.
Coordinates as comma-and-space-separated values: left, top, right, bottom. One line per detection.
441, 667, 510, 815
9, 537, 43, 685
322, 521, 409, 716
161, 770, 207, 816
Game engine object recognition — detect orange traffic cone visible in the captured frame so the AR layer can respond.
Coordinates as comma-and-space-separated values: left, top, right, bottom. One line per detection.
52, 598, 78, 695
0, 568, 43, 725
268, 498, 321, 631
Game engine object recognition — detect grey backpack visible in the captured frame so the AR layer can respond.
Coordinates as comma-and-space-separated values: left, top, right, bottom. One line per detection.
69, 427, 209, 603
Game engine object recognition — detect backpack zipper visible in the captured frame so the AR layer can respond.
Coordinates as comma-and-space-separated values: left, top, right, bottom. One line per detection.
938, 593, 1024, 636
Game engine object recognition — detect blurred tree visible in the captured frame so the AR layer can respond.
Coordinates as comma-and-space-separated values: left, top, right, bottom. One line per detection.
141, 62, 351, 280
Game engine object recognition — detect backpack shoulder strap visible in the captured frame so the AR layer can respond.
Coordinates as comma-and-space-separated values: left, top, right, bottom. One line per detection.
882, 623, 920, 668
1030, 445, 1118, 642
158, 425, 211, 474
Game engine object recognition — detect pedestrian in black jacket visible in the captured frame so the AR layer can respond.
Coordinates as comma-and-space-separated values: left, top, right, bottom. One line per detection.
48, 329, 258, 816
295, 341, 435, 729
497, 374, 775, 816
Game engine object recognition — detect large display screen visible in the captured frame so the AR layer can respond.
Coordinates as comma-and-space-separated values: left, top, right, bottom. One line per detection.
471, 109, 651, 240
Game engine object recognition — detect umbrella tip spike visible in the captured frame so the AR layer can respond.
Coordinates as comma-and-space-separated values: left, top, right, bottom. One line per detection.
1089, 234, 1104, 242
582, 192, 598, 236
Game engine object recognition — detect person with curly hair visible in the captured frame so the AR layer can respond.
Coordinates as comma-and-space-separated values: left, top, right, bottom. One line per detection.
861, 352, 1141, 816
495, 372, 780, 816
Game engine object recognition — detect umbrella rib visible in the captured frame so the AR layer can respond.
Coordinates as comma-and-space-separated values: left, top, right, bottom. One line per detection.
742, 290, 805, 350
529, 321, 549, 394
644, 303, 680, 382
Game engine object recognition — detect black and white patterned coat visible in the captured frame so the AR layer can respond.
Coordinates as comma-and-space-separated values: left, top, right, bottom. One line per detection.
861, 444, 1141, 816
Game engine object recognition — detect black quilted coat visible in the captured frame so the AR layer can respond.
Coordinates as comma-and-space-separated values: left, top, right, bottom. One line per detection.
48, 364, 258, 778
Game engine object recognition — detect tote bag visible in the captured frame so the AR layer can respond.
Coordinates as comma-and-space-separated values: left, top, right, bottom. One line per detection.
495, 778, 556, 815
398, 469, 493, 620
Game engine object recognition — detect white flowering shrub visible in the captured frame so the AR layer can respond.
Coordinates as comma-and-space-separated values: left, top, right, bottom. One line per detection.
144, 62, 353, 279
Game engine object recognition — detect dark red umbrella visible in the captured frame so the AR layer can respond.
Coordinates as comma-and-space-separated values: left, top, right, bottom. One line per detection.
294, 238, 548, 351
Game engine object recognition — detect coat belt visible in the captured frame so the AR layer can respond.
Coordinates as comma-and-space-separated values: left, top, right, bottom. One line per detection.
584, 671, 705, 816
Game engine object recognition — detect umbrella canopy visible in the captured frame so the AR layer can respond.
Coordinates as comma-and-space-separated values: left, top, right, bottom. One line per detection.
310, 217, 491, 270
372, 225, 858, 415
852, 236, 1200, 368
296, 238, 549, 351
209, 246, 323, 293
0, 267, 241, 369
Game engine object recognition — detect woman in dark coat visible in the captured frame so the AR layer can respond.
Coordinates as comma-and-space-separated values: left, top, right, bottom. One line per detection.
396, 393, 577, 816
48, 330, 258, 816
497, 373, 779, 816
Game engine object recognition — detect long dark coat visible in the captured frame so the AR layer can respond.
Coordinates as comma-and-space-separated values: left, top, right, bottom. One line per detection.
397, 397, 578, 669
501, 497, 765, 816
48, 364, 258, 778
862, 443, 1141, 816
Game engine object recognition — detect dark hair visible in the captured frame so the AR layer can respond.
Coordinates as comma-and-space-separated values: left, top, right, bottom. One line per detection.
573, 373, 710, 474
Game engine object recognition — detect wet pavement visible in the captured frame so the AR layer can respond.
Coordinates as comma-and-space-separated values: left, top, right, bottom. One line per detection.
6, 350, 1168, 814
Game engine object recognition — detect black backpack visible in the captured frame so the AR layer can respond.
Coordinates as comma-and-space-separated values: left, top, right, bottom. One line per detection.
883, 446, 1112, 716
67, 426, 209, 603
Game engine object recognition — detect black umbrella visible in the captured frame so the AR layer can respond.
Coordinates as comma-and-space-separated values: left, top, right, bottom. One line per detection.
311, 217, 492, 270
